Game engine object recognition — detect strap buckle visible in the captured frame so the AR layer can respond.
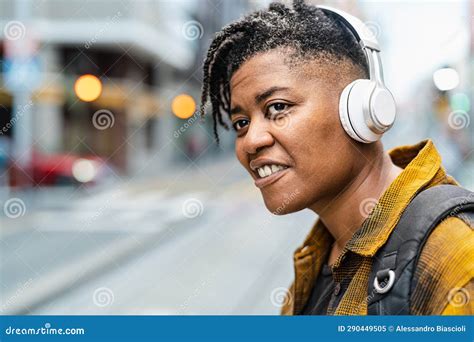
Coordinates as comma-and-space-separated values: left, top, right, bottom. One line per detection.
373, 269, 395, 294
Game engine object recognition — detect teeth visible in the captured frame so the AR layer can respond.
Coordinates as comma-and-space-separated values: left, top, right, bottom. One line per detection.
256, 164, 288, 178
264, 165, 271, 177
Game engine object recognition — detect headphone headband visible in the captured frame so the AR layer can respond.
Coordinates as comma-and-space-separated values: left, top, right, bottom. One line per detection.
317, 5, 380, 51
317, 5, 384, 84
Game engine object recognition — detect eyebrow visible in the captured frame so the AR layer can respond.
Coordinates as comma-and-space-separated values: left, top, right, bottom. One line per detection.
254, 86, 290, 105
230, 86, 290, 117
230, 105, 243, 116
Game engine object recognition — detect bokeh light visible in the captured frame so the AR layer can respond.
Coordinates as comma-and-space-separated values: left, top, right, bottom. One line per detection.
171, 94, 196, 119
433, 67, 459, 91
451, 92, 470, 112
72, 159, 98, 183
74, 74, 103, 102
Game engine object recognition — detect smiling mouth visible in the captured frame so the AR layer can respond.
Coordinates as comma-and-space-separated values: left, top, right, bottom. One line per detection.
256, 164, 289, 178
253, 164, 290, 189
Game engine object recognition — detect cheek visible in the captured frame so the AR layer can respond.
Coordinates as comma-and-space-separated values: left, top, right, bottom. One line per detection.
234, 140, 247, 169
276, 106, 355, 207
288, 105, 342, 162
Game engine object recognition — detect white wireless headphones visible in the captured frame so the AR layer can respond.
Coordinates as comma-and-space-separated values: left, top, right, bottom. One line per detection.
318, 6, 396, 143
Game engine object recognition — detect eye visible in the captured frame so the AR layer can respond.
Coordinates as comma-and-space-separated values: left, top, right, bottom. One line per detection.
232, 118, 250, 132
267, 103, 289, 117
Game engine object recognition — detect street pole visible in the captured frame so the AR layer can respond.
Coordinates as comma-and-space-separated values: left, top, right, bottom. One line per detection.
7, 0, 36, 187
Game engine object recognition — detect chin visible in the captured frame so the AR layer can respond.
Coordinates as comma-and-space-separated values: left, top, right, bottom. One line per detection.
262, 190, 305, 215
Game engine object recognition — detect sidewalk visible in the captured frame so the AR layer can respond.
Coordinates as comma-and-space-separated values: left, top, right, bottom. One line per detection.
1, 156, 314, 315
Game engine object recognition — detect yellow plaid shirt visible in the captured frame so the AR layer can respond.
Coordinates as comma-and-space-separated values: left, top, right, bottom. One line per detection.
281, 139, 474, 315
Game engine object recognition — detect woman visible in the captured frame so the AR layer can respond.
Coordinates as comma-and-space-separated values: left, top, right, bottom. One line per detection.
199, 0, 473, 315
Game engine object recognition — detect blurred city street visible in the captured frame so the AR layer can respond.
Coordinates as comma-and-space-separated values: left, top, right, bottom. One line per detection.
1, 156, 313, 315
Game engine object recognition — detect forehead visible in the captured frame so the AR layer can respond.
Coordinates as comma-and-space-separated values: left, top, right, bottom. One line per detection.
230, 50, 296, 96
229, 49, 336, 102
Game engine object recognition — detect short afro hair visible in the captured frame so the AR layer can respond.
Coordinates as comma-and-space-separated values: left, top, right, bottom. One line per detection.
199, 0, 369, 143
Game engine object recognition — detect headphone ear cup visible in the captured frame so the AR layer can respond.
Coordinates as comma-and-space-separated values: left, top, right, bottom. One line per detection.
339, 80, 361, 142
339, 79, 383, 143
370, 87, 396, 129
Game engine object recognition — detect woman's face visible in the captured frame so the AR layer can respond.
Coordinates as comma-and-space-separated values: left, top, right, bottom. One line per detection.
230, 49, 366, 214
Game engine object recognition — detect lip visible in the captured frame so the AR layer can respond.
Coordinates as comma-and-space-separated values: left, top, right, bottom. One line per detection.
254, 167, 291, 189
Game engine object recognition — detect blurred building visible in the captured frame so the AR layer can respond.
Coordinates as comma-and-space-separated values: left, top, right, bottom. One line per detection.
0, 0, 255, 184
3, 0, 469, 187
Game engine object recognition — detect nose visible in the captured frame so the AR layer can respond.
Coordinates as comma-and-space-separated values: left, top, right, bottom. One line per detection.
243, 117, 274, 155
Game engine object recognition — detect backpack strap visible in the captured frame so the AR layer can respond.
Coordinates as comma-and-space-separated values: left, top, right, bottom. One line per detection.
367, 184, 474, 315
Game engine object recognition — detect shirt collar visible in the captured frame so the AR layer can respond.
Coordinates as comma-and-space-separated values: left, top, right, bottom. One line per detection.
345, 139, 444, 257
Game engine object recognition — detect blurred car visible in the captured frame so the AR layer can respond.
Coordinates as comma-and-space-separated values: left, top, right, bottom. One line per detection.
9, 151, 114, 187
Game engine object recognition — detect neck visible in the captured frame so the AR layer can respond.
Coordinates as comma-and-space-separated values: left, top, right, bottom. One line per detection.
310, 147, 403, 251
